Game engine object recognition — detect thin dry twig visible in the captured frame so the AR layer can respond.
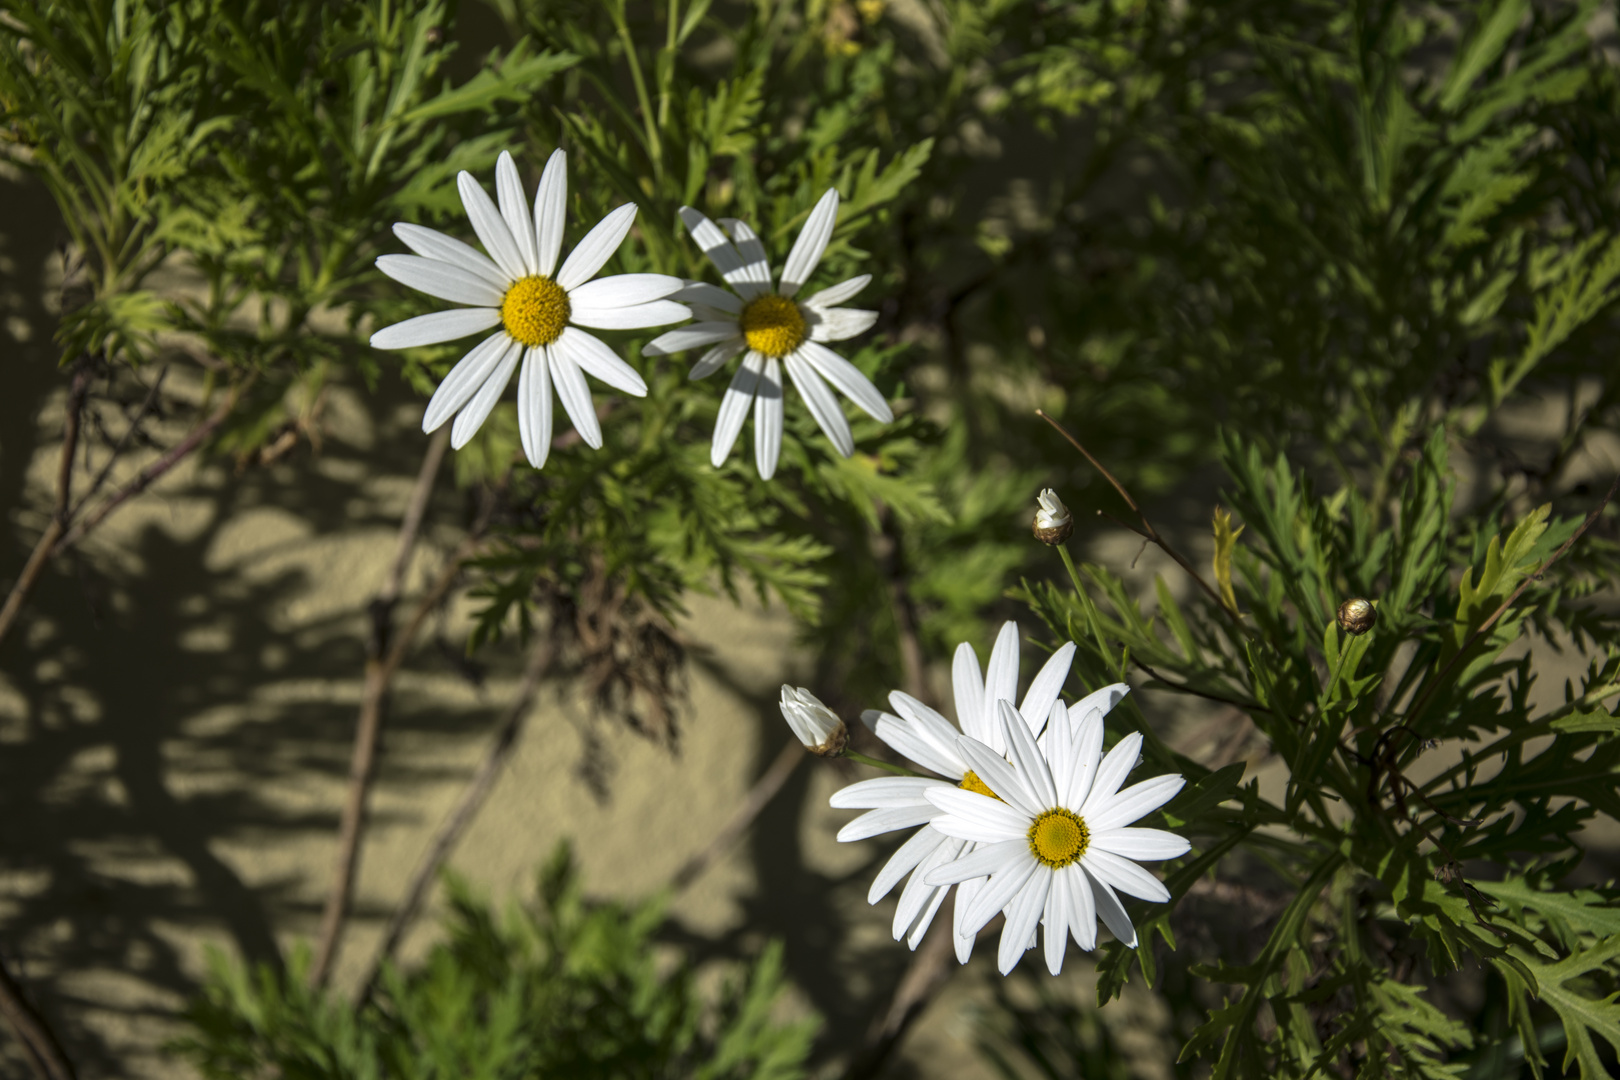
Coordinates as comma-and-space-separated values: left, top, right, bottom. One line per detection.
0, 953, 76, 1080
68, 365, 168, 521
308, 430, 457, 989
841, 925, 960, 1080
669, 740, 804, 893
354, 634, 557, 1006
1036, 408, 1236, 620
0, 360, 93, 649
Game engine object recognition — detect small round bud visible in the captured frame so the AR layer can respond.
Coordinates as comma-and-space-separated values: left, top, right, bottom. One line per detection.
1337, 598, 1377, 636
780, 685, 848, 757
425, 26, 444, 45
1033, 488, 1074, 545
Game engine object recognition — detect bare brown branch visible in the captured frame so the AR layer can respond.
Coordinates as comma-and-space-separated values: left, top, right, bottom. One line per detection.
0, 953, 76, 1080
354, 633, 556, 1006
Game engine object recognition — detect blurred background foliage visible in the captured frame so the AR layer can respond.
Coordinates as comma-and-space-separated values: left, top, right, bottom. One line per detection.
5, 0, 1620, 1075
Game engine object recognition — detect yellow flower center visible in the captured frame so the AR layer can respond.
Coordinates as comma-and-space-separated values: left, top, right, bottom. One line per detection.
500, 275, 570, 347
958, 770, 1001, 801
1028, 808, 1089, 868
739, 294, 806, 358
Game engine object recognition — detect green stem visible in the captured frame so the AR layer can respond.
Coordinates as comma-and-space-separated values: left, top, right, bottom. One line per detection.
844, 750, 920, 777
609, 5, 662, 178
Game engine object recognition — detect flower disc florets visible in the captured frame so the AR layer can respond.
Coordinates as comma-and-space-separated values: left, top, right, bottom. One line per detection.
739, 294, 807, 358
500, 275, 571, 347
1028, 807, 1089, 867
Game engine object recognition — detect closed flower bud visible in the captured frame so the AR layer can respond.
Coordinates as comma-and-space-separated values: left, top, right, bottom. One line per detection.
780, 685, 848, 757
1033, 488, 1074, 545
1337, 597, 1377, 635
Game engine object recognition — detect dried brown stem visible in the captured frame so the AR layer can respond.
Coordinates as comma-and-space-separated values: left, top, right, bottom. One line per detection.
1036, 408, 1234, 619
307, 435, 459, 989
0, 362, 93, 650
670, 740, 804, 893
354, 634, 556, 1006
54, 379, 249, 555
68, 365, 168, 521
840, 923, 960, 1080
0, 953, 76, 1080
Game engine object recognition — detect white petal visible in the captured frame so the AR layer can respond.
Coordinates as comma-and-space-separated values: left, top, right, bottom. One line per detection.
689, 338, 746, 380
872, 714, 962, 779
1086, 774, 1186, 832
998, 700, 1058, 808
1083, 849, 1171, 903
516, 346, 553, 468
808, 307, 879, 343
710, 352, 763, 467
1079, 733, 1144, 818
1084, 865, 1138, 946
392, 223, 508, 289
1020, 642, 1076, 735
449, 339, 520, 449
568, 273, 685, 309
923, 788, 1029, 844
999, 867, 1049, 975
644, 322, 741, 357
1044, 867, 1071, 975
951, 642, 988, 745
547, 343, 602, 449
965, 853, 1039, 934
421, 332, 509, 432
671, 280, 743, 314
1071, 683, 1130, 724
754, 357, 784, 480
925, 838, 1025, 885
894, 835, 962, 941
495, 151, 539, 275
533, 148, 566, 276
837, 804, 939, 843
953, 735, 1042, 819
373, 308, 501, 350
804, 274, 871, 310
556, 203, 637, 291
719, 217, 773, 297
376, 255, 506, 306
1065, 708, 1107, 810
869, 825, 948, 904
905, 884, 951, 951
557, 327, 646, 397
982, 622, 1022, 745
779, 188, 840, 297
783, 352, 854, 459
1089, 827, 1191, 862
953, 877, 984, 964
830, 776, 951, 810
887, 692, 967, 767
798, 340, 892, 422
457, 170, 528, 281
678, 207, 750, 286
1064, 864, 1098, 951
1044, 702, 1076, 805
569, 299, 691, 330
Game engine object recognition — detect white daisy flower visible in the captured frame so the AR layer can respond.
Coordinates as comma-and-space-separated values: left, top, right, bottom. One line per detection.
643, 188, 892, 479
828, 621, 1085, 962
370, 149, 690, 467
923, 698, 1190, 976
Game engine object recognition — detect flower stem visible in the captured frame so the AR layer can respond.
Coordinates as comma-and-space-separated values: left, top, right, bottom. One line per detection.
845, 750, 919, 777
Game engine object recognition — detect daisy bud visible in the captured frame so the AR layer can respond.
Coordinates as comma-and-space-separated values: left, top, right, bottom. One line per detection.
1033, 488, 1073, 545
1336, 597, 1377, 636
780, 686, 849, 757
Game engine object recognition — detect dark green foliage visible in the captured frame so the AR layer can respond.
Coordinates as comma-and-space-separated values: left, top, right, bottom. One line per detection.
170, 845, 816, 1079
